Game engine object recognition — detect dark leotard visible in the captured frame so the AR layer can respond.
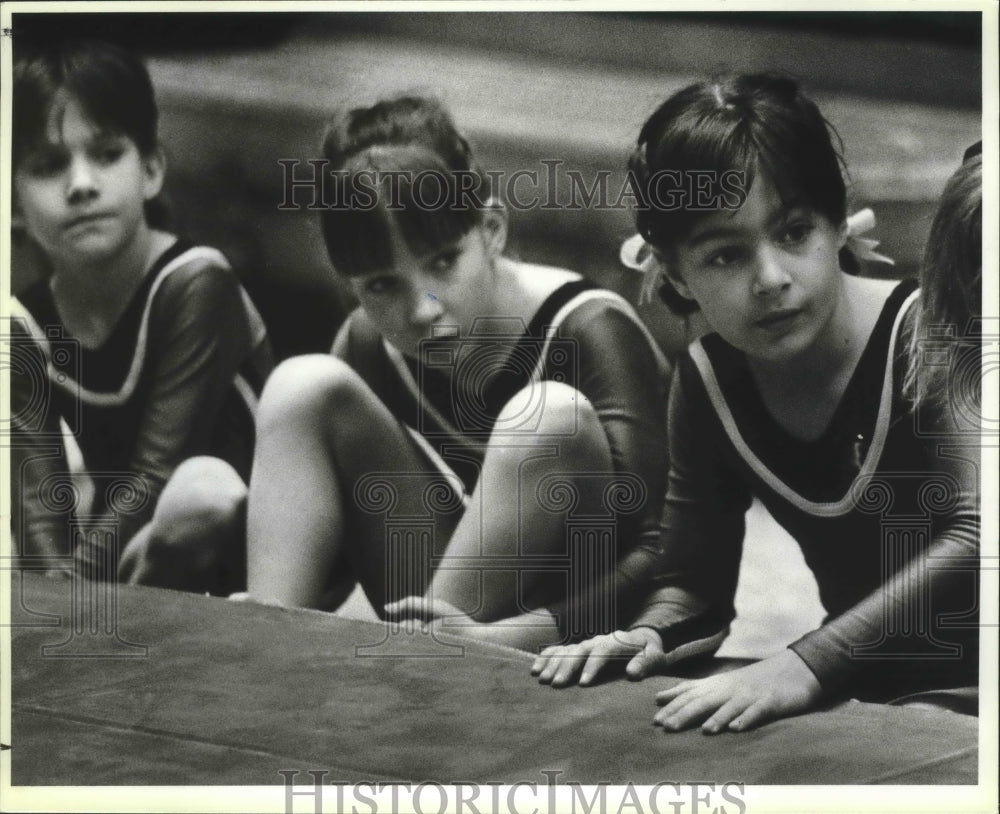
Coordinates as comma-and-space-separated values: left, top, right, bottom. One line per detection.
630, 280, 979, 699
335, 278, 674, 637
12, 241, 273, 578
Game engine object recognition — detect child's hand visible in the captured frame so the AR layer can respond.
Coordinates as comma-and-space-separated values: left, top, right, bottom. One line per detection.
653, 648, 822, 733
385, 599, 563, 651
383, 595, 467, 623
531, 627, 667, 687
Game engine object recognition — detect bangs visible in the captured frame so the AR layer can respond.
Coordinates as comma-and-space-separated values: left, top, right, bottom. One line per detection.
320, 196, 395, 278
68, 77, 156, 152
640, 117, 759, 241
634, 75, 847, 249
13, 40, 158, 164
12, 84, 56, 165
320, 143, 484, 277
641, 117, 845, 243
752, 112, 847, 226
16, 89, 118, 157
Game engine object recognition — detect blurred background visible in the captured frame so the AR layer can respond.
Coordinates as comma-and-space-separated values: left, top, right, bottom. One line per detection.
7, 10, 983, 656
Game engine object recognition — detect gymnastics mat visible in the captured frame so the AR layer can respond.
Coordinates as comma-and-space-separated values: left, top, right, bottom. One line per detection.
8, 571, 978, 786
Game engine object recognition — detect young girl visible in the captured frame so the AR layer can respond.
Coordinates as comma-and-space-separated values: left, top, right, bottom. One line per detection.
243, 96, 671, 648
905, 145, 982, 424
532, 74, 980, 729
11, 39, 273, 591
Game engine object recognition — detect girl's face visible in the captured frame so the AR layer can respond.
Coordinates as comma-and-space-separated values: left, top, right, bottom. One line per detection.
668, 175, 847, 364
347, 209, 506, 359
14, 95, 164, 269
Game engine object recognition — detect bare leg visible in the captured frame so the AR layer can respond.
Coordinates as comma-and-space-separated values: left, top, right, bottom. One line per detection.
246, 355, 461, 610
118, 456, 246, 594
428, 381, 613, 622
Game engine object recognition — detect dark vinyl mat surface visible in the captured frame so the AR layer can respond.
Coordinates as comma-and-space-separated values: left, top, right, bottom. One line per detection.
9, 573, 978, 786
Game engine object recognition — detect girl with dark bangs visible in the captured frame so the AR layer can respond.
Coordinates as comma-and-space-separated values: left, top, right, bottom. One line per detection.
533, 74, 979, 730
10, 39, 273, 589
241, 97, 673, 649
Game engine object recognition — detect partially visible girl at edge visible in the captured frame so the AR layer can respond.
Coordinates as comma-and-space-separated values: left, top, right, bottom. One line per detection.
241, 96, 672, 649
905, 144, 982, 424
11, 39, 273, 591
532, 74, 980, 731
886, 145, 984, 715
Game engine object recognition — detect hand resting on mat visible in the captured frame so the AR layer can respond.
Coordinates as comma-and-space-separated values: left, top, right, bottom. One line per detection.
653, 649, 822, 733
384, 596, 466, 627
386, 596, 561, 651
531, 627, 674, 687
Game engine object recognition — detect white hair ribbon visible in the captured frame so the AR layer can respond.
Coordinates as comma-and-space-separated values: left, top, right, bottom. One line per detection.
845, 208, 895, 266
620, 206, 894, 307
620, 233, 665, 305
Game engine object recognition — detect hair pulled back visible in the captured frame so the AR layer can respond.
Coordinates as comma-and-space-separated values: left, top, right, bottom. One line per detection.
320, 96, 491, 277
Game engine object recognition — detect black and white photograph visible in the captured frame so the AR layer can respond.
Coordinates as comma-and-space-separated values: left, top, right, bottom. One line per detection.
1, 3, 996, 812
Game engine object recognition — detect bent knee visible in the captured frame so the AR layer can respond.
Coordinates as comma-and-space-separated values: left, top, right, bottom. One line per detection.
151, 457, 246, 545
257, 354, 366, 431
497, 381, 601, 438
